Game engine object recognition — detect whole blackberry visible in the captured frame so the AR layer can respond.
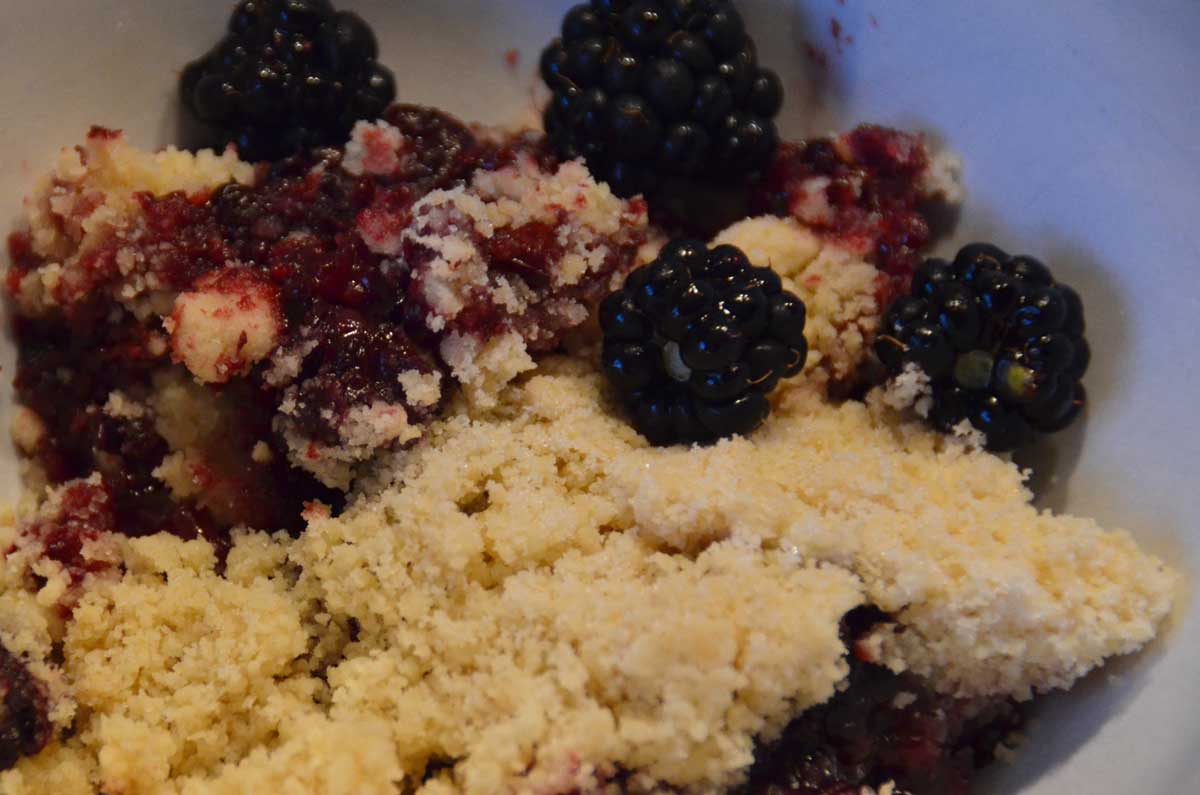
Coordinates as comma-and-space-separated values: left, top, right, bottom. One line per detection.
540, 0, 783, 198
875, 244, 1091, 452
600, 239, 807, 445
180, 0, 395, 161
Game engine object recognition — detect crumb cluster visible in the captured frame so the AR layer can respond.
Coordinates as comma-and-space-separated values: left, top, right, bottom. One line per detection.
9, 128, 252, 316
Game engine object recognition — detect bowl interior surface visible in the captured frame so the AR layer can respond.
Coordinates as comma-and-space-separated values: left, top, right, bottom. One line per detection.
0, 1, 1197, 792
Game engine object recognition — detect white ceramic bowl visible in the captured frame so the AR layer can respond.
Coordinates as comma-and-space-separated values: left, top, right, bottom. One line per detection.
0, 1, 1196, 792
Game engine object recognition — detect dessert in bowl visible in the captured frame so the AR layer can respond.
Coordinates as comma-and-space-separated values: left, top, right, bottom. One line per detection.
0, 1, 1191, 794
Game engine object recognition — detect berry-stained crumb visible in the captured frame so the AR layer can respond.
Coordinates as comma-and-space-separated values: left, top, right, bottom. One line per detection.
4, 110, 645, 531
341, 120, 407, 177
10, 475, 122, 603
395, 153, 648, 397
8, 129, 252, 315
168, 267, 282, 384
750, 125, 962, 283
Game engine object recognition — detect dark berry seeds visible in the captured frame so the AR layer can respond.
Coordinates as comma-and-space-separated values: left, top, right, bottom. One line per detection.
180, 0, 395, 161
875, 244, 1090, 452
601, 239, 807, 445
541, 0, 783, 198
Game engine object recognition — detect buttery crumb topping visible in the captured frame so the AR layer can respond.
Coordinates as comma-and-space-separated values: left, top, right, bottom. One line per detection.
0, 351, 1175, 795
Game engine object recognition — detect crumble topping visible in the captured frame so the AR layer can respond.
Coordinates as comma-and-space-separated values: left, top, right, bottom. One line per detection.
878, 362, 934, 416
9, 408, 46, 457
750, 126, 962, 284
397, 369, 443, 408
1, 358, 1173, 795
342, 120, 408, 177
5, 121, 648, 526
100, 392, 147, 421
398, 154, 648, 351
167, 267, 282, 384
712, 215, 884, 389
277, 395, 424, 491
11, 128, 252, 315
438, 330, 536, 409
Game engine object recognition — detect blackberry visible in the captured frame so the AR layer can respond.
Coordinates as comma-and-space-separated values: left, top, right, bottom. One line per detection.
180, 0, 395, 161
541, 1, 783, 198
600, 239, 807, 445
0, 642, 52, 772
875, 244, 1090, 452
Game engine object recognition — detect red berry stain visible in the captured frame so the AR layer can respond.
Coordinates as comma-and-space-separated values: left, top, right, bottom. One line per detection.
6, 105, 637, 556
750, 124, 938, 288
4, 232, 37, 294
6, 109, 485, 547
829, 18, 854, 52
804, 42, 830, 69
85, 125, 121, 142
20, 479, 116, 589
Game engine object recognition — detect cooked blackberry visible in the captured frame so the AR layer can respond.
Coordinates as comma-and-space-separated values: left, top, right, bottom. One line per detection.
180, 0, 395, 161
738, 610, 1024, 795
875, 244, 1090, 452
0, 642, 52, 772
600, 239, 807, 445
540, 0, 782, 198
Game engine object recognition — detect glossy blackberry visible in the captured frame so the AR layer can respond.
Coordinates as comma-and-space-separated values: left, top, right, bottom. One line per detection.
540, 0, 783, 198
875, 244, 1091, 452
600, 239, 807, 445
180, 0, 395, 161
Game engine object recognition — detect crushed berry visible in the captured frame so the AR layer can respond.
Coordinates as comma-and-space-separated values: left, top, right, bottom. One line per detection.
479, 220, 565, 289
379, 104, 483, 192
7, 105, 639, 554
283, 308, 442, 447
738, 608, 1023, 795
750, 125, 940, 283
7, 110, 479, 545
0, 643, 51, 772
11, 299, 327, 548
19, 479, 116, 589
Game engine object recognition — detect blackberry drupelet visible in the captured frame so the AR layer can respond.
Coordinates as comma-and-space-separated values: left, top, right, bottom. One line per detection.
540, 0, 783, 198
180, 0, 395, 161
875, 244, 1091, 452
600, 239, 807, 445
